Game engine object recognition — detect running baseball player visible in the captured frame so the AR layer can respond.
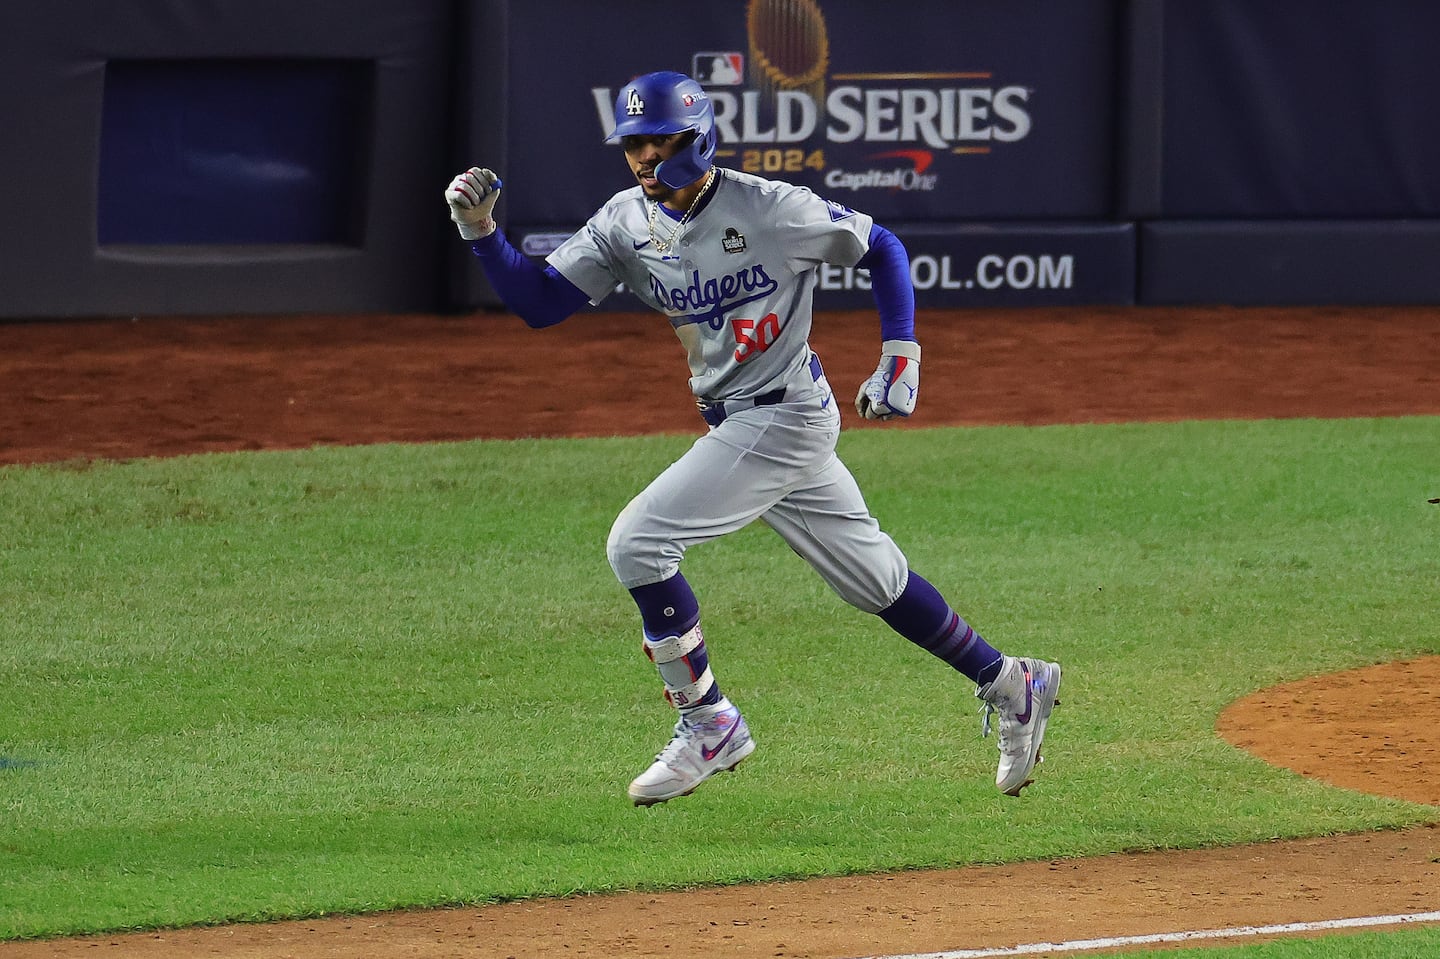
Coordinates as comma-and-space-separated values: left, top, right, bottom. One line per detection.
445, 71, 1061, 805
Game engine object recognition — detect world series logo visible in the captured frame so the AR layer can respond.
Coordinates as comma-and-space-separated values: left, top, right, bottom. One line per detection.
595, 0, 1035, 196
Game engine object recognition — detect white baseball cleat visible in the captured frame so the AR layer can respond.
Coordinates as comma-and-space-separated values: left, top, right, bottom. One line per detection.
628, 698, 755, 806
977, 656, 1062, 796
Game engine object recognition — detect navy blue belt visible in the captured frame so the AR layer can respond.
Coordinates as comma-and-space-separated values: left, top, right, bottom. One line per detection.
696, 355, 826, 428
696, 388, 786, 427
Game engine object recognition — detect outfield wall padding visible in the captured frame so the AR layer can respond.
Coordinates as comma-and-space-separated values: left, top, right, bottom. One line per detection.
1140, 221, 1440, 306
6, 0, 1440, 317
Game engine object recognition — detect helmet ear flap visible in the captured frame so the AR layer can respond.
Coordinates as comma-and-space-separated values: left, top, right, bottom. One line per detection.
686, 127, 718, 171
655, 131, 713, 190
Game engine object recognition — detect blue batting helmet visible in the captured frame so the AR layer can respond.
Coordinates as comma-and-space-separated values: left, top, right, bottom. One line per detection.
606, 71, 717, 190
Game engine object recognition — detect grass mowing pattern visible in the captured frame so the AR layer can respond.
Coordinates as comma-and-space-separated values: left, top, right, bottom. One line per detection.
1, 417, 1437, 938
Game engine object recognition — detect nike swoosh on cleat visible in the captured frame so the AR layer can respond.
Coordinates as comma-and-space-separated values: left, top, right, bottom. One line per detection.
1014, 666, 1035, 725
700, 724, 740, 762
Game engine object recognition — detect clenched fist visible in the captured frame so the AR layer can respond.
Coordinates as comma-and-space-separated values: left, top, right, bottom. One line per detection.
445, 167, 503, 240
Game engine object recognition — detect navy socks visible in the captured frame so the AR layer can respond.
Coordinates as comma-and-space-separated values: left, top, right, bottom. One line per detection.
879, 572, 1004, 685
630, 570, 1003, 697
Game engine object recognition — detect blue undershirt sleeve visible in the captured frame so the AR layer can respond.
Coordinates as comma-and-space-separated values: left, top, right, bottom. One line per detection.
855, 224, 916, 342
468, 229, 591, 329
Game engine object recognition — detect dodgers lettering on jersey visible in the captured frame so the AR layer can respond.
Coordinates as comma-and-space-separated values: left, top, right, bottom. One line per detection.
648, 263, 779, 328
546, 169, 873, 402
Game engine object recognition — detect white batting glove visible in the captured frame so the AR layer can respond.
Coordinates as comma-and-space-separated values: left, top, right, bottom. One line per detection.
855, 339, 922, 420
445, 167, 502, 240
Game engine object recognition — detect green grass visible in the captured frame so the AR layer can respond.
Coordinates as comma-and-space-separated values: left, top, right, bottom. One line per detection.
1, 417, 1437, 940
1108, 926, 1440, 958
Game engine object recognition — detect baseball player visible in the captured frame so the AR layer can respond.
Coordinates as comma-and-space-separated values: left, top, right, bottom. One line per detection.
446, 71, 1061, 805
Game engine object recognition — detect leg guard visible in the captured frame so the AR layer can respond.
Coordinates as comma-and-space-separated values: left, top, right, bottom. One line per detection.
643, 625, 719, 710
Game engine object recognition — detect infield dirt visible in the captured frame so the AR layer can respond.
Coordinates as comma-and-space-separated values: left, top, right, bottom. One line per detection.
1, 305, 1437, 957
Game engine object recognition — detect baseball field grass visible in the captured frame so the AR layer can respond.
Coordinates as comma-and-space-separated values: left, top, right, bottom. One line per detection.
2, 416, 1437, 950
1117, 929, 1440, 958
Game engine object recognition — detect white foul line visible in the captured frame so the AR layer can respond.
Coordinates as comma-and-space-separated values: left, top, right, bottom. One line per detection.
853, 910, 1440, 959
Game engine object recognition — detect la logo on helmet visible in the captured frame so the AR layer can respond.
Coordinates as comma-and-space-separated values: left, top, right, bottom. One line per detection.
626, 89, 645, 116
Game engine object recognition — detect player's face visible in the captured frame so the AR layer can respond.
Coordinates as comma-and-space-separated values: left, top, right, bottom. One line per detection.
621, 133, 686, 200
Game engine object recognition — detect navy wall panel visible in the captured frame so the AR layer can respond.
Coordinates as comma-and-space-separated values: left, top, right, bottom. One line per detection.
1141, 221, 1440, 306
1139, 0, 1440, 304
1117, 0, 1165, 219
1160, 0, 1440, 218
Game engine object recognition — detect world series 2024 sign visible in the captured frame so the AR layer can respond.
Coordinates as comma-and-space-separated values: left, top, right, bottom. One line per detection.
502, 0, 1119, 226
589, 75, 1033, 194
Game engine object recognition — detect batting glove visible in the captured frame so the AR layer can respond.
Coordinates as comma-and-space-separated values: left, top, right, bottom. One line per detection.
855, 339, 921, 420
445, 167, 502, 240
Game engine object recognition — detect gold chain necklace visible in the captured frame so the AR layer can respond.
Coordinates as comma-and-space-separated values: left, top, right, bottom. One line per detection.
647, 169, 717, 255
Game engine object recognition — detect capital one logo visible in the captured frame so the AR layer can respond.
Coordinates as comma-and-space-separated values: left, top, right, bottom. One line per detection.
626, 88, 645, 116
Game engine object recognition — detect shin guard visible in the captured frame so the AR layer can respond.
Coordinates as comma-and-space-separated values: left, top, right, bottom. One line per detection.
643, 625, 719, 710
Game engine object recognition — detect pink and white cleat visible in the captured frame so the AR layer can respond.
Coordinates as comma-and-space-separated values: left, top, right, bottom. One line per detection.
628, 697, 755, 806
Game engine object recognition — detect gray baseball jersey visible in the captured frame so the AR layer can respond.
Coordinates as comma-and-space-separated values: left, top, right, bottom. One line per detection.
547, 168, 873, 404
551, 167, 908, 612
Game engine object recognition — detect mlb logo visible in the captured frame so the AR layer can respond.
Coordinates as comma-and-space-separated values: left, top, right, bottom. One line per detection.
693, 53, 744, 86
